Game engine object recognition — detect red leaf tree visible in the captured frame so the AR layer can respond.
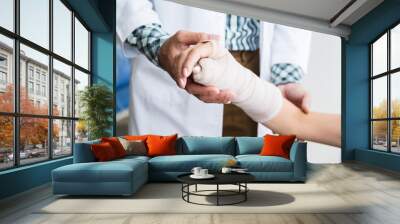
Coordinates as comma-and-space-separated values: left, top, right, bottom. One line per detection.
0, 84, 59, 152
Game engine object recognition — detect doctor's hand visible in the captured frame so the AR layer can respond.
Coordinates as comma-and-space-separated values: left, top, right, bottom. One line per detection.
185, 79, 234, 104
278, 83, 311, 113
158, 30, 233, 104
159, 30, 218, 88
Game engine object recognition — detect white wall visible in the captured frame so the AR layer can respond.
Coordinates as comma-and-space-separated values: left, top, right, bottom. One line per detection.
304, 32, 342, 163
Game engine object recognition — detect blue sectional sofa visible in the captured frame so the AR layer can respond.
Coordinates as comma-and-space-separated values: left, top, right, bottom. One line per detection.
52, 137, 307, 196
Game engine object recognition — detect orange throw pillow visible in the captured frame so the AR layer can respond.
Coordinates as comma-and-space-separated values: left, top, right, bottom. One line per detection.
91, 142, 117, 162
124, 135, 150, 141
259, 134, 296, 159
101, 137, 126, 158
146, 134, 178, 157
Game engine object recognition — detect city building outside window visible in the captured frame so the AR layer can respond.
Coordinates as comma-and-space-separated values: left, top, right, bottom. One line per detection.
35, 70, 39, 80
0, 54, 7, 67
35, 83, 40, 95
0, 71, 7, 85
28, 81, 34, 94
41, 85, 46, 97
28, 67, 34, 80
371, 23, 400, 154
0, 0, 91, 170
0, 54, 7, 89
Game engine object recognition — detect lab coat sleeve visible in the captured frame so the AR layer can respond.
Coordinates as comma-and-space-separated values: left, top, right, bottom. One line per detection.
117, 0, 162, 57
269, 25, 312, 82
117, 0, 161, 42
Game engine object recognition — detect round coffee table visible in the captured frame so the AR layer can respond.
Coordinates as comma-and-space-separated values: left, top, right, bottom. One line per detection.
177, 173, 255, 206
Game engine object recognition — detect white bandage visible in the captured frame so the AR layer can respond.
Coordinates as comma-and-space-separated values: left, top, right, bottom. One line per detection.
192, 42, 283, 123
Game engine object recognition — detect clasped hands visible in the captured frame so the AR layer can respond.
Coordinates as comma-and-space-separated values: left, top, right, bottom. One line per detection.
158, 30, 310, 113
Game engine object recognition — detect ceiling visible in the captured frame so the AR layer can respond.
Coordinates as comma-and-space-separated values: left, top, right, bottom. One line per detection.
166, 0, 384, 38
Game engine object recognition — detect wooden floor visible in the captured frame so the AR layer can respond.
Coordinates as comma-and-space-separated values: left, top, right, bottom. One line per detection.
1, 162, 400, 224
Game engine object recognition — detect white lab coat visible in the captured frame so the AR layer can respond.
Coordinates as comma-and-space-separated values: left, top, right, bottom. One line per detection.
117, 0, 311, 137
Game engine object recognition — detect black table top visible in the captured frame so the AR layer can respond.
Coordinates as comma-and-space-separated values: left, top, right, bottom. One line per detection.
177, 172, 255, 185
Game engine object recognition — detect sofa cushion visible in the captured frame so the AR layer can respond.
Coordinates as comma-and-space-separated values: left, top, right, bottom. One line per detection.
236, 155, 293, 172
124, 135, 150, 141
147, 134, 178, 157
235, 137, 263, 155
73, 139, 100, 163
259, 135, 296, 159
149, 154, 235, 172
116, 155, 150, 163
179, 137, 235, 155
118, 138, 147, 156
91, 142, 118, 161
53, 158, 148, 183
101, 137, 127, 158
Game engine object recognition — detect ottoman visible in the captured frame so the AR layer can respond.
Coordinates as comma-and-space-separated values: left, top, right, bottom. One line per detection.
52, 157, 148, 196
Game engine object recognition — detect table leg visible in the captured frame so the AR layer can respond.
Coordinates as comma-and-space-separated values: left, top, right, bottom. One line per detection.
195, 184, 198, 192
217, 184, 219, 206
181, 184, 183, 199
187, 184, 190, 202
245, 183, 247, 201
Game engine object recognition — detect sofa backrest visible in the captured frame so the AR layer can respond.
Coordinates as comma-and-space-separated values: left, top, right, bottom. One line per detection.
178, 136, 236, 155
73, 139, 100, 163
235, 137, 264, 155
73, 136, 301, 160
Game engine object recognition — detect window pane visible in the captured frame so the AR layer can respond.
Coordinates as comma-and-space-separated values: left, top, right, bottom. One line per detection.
20, 117, 49, 165
75, 18, 89, 70
20, 0, 49, 49
0, 34, 14, 112
53, 119, 72, 157
391, 120, 400, 153
0, 116, 13, 170
20, 44, 49, 115
74, 69, 89, 118
53, 59, 72, 117
391, 72, 400, 118
372, 121, 388, 151
392, 24, 400, 70
53, 0, 72, 60
372, 77, 387, 119
0, 0, 14, 31
75, 120, 88, 143
372, 33, 387, 76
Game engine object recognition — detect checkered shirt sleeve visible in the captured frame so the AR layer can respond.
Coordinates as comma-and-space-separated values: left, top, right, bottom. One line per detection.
270, 63, 305, 85
125, 23, 170, 66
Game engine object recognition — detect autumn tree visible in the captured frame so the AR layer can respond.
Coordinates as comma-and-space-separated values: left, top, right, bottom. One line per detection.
391, 100, 400, 142
372, 100, 387, 140
0, 85, 14, 151
372, 99, 400, 143
0, 84, 60, 152
75, 119, 87, 142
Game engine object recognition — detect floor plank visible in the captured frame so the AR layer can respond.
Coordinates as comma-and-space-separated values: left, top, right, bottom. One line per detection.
1, 162, 400, 224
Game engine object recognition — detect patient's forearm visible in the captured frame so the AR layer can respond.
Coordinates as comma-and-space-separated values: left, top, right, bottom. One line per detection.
265, 100, 341, 147
192, 41, 341, 147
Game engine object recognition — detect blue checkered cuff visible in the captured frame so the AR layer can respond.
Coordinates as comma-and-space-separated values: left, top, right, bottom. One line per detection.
270, 63, 304, 85
125, 23, 170, 66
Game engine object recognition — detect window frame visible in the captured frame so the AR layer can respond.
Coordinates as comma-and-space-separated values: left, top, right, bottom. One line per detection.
370, 21, 400, 154
0, 0, 92, 171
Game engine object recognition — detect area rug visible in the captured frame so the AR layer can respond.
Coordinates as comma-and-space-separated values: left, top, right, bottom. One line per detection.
38, 183, 362, 214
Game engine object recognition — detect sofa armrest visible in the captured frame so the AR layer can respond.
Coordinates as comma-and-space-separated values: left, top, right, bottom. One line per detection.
289, 141, 307, 181
73, 140, 100, 163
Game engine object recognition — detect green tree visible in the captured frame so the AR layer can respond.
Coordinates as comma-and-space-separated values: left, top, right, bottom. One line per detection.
79, 84, 113, 140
